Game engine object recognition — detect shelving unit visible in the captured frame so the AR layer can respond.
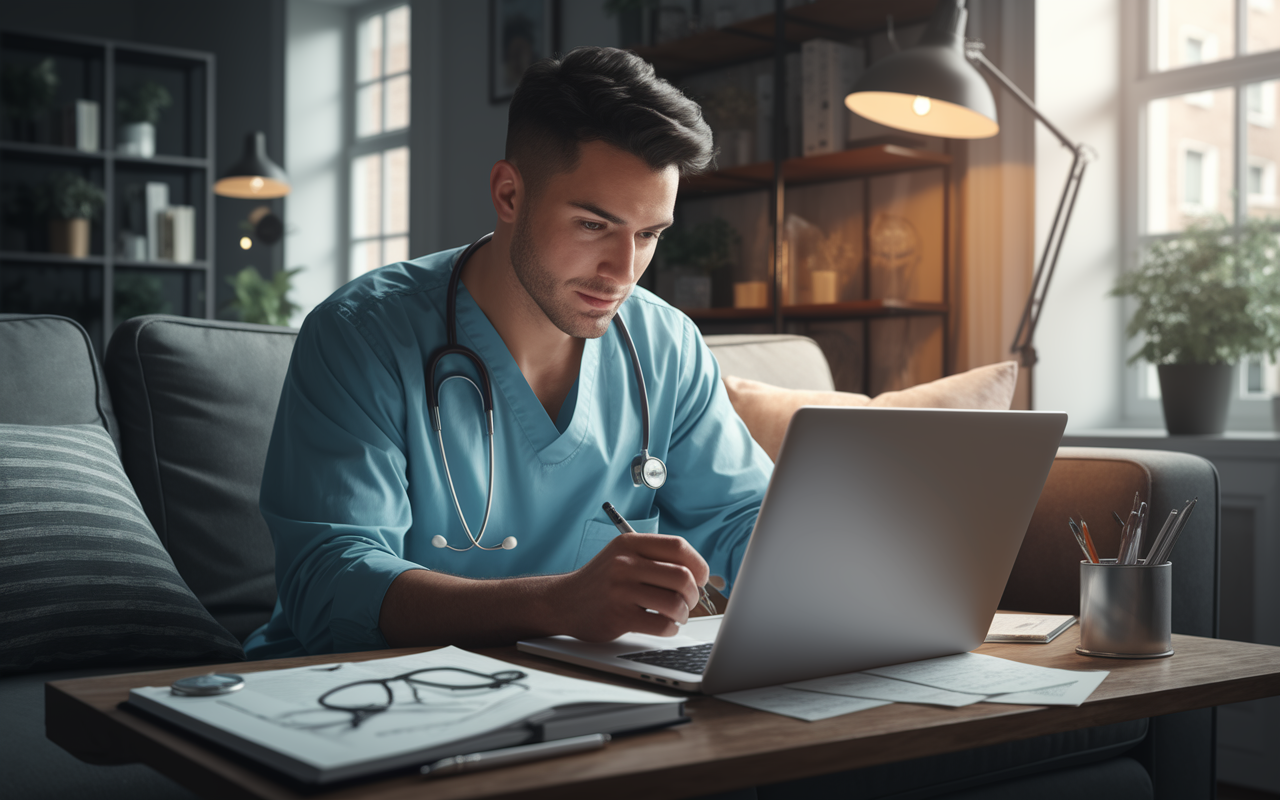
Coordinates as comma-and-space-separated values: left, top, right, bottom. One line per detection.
636, 0, 952, 394
0, 29, 214, 355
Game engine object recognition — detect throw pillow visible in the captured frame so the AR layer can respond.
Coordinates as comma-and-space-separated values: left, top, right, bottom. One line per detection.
0, 423, 245, 676
723, 361, 1019, 461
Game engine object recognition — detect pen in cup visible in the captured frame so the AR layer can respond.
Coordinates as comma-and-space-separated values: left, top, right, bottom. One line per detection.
601, 502, 717, 617
1067, 518, 1094, 563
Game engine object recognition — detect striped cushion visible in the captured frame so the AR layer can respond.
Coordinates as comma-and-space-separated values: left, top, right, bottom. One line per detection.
0, 423, 244, 675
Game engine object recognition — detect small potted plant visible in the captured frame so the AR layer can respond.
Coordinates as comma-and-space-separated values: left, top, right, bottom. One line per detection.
656, 218, 740, 310
223, 265, 303, 327
1113, 215, 1280, 435
1, 58, 58, 142
44, 173, 104, 259
117, 80, 171, 157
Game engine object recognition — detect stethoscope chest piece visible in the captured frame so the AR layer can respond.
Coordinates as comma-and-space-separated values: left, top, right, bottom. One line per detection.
631, 452, 667, 489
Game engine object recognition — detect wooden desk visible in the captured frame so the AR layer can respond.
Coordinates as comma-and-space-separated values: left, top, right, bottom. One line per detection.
46, 631, 1280, 800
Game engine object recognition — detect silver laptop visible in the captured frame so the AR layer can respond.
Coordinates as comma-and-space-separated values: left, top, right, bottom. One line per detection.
518, 407, 1067, 694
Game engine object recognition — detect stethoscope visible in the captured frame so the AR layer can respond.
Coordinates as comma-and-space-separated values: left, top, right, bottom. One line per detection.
426, 232, 667, 553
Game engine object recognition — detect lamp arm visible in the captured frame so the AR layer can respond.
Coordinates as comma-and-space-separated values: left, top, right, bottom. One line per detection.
965, 43, 1093, 370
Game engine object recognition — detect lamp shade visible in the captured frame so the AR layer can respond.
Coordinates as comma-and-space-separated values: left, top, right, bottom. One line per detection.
214, 131, 290, 199
845, 0, 998, 140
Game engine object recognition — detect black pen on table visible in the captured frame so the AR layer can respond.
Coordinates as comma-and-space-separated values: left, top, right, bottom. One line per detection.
602, 502, 718, 617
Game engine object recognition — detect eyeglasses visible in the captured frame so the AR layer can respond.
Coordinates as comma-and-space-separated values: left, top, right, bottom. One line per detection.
316, 666, 527, 728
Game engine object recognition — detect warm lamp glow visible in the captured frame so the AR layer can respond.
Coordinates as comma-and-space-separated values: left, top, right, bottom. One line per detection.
239, 236, 253, 250
213, 175, 290, 199
845, 91, 999, 139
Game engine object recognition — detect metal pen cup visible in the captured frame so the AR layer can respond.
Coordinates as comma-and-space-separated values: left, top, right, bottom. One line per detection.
1076, 559, 1173, 659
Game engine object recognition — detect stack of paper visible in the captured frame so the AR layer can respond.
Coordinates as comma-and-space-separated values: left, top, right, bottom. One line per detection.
718, 653, 1109, 722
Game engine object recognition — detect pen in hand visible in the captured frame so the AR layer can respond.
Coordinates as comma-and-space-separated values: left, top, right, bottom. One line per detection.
601, 502, 718, 617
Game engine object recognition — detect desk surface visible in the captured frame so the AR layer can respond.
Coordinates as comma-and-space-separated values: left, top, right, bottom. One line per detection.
46, 631, 1280, 800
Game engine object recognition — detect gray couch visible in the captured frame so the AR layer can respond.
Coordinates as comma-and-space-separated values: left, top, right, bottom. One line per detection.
0, 314, 1220, 799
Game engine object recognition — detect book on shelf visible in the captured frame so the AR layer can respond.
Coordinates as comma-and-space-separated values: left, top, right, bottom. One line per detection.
144, 182, 169, 262
125, 646, 685, 785
157, 205, 195, 263
801, 39, 863, 157
51, 100, 100, 152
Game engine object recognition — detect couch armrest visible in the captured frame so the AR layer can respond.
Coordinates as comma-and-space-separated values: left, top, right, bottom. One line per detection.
1002, 446, 1220, 638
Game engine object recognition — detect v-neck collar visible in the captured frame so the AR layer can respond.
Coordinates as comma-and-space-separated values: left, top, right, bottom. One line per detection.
452, 284, 599, 464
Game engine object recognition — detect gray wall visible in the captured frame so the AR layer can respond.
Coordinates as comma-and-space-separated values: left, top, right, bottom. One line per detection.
1, 0, 288, 317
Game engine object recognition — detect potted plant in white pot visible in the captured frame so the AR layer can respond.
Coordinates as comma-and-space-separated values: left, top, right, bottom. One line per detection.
117, 80, 171, 157
1113, 216, 1280, 435
656, 217, 740, 310
44, 173, 104, 259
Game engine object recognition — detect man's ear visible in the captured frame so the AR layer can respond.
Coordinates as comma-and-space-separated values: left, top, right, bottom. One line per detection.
490, 160, 522, 224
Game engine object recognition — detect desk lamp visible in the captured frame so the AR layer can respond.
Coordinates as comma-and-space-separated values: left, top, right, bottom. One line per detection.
215, 132, 291, 199
845, 0, 1089, 370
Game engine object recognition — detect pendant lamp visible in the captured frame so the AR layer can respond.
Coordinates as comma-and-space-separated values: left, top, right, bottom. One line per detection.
214, 132, 290, 199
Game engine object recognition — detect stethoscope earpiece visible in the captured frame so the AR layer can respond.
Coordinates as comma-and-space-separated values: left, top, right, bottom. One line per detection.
427, 232, 659, 554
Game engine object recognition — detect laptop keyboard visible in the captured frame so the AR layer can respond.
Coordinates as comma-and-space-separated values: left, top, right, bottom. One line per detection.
619, 642, 713, 675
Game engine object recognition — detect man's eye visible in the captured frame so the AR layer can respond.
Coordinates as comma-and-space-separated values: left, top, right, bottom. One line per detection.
582, 220, 604, 231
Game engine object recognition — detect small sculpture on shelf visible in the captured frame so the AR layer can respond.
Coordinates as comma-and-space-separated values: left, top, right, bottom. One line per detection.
117, 80, 171, 158
1, 58, 58, 142
656, 217, 739, 310
42, 173, 104, 259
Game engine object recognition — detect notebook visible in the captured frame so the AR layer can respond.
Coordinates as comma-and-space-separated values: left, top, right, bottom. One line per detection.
125, 646, 684, 784
520, 407, 1068, 694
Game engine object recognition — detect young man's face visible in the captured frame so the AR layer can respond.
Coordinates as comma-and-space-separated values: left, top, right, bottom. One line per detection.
510, 140, 678, 339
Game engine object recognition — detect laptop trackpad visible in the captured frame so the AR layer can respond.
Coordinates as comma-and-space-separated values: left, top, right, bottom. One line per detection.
680, 615, 721, 643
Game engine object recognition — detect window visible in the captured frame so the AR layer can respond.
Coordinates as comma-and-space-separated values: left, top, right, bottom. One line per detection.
1125, 0, 1280, 429
348, 5, 411, 279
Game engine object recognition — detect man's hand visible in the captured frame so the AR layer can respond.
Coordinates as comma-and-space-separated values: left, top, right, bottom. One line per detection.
552, 533, 710, 642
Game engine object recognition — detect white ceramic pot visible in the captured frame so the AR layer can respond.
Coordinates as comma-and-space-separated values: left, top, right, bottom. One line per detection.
118, 121, 155, 157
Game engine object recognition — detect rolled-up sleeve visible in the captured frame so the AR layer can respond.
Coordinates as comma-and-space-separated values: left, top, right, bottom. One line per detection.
656, 320, 773, 592
260, 306, 422, 654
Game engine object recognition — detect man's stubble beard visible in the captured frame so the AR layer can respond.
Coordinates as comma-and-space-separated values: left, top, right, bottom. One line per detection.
509, 211, 632, 340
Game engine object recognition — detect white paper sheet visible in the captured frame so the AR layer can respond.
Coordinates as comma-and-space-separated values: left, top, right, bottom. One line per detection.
864, 652, 1099, 695
984, 670, 1109, 706
717, 686, 892, 721
784, 672, 985, 708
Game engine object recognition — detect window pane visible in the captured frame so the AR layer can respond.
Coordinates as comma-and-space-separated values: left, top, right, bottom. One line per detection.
351, 240, 382, 278
357, 82, 383, 138
351, 152, 383, 239
1248, 81, 1280, 215
383, 236, 409, 264
1153, 0, 1234, 71
386, 5, 411, 75
1247, 0, 1280, 54
357, 13, 384, 83
385, 74, 410, 132
384, 146, 410, 235
1145, 88, 1235, 233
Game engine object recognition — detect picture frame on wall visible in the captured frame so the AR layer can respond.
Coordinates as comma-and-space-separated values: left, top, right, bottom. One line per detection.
490, 0, 560, 104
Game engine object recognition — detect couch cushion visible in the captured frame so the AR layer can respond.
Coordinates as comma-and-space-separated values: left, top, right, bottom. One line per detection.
0, 423, 243, 676
0, 314, 120, 453
105, 316, 297, 642
720, 361, 1019, 461
705, 334, 836, 390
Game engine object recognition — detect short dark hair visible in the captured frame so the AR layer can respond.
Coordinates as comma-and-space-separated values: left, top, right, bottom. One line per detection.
506, 47, 714, 191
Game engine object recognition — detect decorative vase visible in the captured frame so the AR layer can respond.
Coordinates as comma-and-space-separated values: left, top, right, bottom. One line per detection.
1157, 363, 1234, 435
118, 121, 155, 157
48, 218, 90, 258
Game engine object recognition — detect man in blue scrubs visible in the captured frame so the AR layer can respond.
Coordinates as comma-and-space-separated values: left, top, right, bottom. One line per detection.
245, 47, 773, 659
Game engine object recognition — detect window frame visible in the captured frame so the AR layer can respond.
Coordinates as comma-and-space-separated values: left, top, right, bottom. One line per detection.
1121, 0, 1280, 430
345, 2, 412, 282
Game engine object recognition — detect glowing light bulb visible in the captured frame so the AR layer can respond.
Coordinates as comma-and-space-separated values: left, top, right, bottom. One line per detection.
239, 236, 252, 250
249, 176, 265, 193
913, 96, 932, 116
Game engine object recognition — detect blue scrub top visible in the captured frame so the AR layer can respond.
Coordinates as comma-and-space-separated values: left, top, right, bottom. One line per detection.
244, 244, 774, 659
